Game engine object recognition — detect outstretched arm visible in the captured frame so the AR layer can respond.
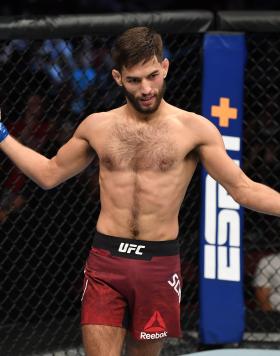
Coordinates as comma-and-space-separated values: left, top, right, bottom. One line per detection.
0, 116, 95, 189
197, 117, 280, 217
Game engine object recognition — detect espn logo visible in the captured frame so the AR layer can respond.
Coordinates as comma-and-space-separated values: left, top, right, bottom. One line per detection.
118, 242, 145, 255
204, 136, 241, 282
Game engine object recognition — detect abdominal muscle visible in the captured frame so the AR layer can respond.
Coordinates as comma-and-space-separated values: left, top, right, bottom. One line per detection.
96, 164, 193, 241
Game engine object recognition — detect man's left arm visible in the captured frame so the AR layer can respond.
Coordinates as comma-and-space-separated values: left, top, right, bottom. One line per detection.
197, 118, 280, 217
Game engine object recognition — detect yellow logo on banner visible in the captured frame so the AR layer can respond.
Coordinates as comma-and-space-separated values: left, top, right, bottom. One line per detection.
211, 97, 238, 127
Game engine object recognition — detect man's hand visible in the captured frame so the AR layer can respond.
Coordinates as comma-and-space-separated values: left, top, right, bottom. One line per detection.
255, 286, 273, 311
0, 109, 9, 143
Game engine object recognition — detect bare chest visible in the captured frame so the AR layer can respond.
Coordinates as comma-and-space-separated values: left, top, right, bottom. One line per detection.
100, 123, 180, 171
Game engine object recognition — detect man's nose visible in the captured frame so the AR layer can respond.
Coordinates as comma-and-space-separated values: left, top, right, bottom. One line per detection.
140, 80, 152, 95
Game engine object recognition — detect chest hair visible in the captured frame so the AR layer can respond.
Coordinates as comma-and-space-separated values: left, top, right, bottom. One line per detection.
101, 122, 177, 171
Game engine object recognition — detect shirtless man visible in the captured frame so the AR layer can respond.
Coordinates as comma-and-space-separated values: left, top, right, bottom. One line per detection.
0, 27, 280, 356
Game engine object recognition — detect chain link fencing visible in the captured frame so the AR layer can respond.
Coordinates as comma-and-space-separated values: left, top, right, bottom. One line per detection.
0, 18, 280, 356
0, 30, 203, 355
241, 33, 280, 349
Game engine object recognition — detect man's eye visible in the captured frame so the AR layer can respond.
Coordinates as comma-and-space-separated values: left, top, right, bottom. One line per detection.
128, 79, 139, 84
150, 73, 158, 78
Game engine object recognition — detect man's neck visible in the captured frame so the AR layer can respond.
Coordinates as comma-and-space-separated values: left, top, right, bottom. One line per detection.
125, 100, 167, 123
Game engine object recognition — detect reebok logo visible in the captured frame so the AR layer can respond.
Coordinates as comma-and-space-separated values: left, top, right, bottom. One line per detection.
144, 311, 166, 332
140, 331, 167, 339
118, 242, 145, 255
140, 311, 168, 339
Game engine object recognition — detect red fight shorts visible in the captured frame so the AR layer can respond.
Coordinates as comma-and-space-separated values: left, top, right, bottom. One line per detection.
81, 231, 182, 340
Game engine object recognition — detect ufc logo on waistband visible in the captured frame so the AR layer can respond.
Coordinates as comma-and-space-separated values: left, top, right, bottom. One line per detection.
118, 242, 145, 255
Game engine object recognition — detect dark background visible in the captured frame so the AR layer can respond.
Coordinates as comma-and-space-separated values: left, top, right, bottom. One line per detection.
0, 0, 280, 16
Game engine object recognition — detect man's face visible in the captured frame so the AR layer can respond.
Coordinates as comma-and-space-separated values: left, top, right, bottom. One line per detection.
121, 79, 166, 115
115, 56, 168, 115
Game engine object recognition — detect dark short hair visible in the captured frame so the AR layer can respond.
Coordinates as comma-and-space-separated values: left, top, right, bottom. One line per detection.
111, 26, 163, 71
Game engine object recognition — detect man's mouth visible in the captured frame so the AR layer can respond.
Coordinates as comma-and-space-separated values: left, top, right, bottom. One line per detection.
140, 96, 155, 105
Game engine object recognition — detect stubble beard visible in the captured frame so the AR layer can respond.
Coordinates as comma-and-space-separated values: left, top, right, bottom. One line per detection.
122, 81, 166, 115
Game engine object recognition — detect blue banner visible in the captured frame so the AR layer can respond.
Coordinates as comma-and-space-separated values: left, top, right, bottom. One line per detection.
199, 33, 247, 344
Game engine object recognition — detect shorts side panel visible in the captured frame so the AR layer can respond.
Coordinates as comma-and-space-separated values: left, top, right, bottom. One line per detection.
81, 253, 128, 328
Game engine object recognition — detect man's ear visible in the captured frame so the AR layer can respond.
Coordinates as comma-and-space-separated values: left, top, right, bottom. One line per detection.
162, 58, 169, 78
112, 69, 122, 86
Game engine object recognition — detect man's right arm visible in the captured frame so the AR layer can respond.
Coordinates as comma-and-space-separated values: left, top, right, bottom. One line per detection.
0, 118, 95, 189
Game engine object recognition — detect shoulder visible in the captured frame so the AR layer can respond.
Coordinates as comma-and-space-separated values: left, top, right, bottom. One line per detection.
171, 107, 223, 146
257, 255, 275, 270
75, 109, 119, 137
81, 110, 115, 128
169, 105, 216, 130
269, 254, 280, 267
